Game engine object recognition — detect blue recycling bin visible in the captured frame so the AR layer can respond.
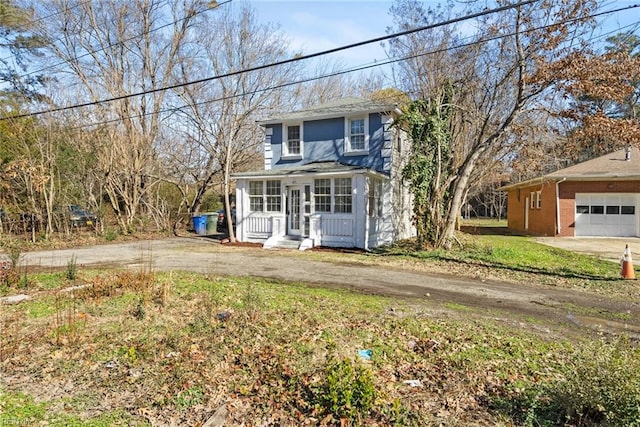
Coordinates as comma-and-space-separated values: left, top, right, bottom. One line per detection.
192, 215, 207, 235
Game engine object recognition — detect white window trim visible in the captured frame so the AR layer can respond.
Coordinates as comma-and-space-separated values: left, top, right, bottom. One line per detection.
282, 122, 303, 160
344, 115, 369, 155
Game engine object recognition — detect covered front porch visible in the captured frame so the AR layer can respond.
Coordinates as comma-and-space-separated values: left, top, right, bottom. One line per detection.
233, 162, 389, 250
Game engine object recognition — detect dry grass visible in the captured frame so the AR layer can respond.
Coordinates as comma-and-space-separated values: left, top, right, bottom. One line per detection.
1, 269, 580, 426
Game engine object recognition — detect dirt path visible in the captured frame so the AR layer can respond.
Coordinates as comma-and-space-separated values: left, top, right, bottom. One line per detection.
15, 236, 640, 339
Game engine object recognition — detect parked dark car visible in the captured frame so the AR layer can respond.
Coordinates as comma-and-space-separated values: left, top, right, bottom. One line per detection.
67, 205, 98, 227
216, 207, 236, 232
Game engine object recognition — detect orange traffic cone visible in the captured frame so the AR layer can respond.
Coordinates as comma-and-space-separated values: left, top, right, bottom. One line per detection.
621, 244, 636, 279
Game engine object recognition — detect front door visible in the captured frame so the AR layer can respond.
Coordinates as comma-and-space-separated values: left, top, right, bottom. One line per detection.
288, 186, 303, 236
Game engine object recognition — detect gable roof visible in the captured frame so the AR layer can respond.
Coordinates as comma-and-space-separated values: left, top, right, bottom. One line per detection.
501, 147, 640, 190
258, 97, 401, 125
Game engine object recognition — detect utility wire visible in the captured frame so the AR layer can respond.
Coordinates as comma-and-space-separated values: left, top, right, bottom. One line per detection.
69, 7, 640, 130
18, 0, 231, 79
3, 0, 541, 121
4, 0, 639, 122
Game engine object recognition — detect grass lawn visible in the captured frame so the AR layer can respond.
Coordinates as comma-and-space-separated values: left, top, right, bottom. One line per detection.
2, 230, 640, 425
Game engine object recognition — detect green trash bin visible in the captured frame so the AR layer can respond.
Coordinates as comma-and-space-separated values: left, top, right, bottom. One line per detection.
205, 212, 218, 234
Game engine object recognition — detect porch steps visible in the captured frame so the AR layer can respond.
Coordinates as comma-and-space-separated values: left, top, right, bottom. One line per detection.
264, 236, 314, 251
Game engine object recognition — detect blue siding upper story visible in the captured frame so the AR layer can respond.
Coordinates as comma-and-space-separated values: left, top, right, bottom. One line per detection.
267, 112, 387, 173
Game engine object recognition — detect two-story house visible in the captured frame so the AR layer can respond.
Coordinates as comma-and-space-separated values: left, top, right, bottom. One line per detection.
232, 97, 415, 250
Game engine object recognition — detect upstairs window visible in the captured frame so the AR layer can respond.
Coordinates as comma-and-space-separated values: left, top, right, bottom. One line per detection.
345, 116, 369, 154
283, 124, 302, 158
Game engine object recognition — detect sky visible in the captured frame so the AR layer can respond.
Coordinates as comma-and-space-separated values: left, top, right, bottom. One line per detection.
247, 0, 640, 73
250, 0, 395, 70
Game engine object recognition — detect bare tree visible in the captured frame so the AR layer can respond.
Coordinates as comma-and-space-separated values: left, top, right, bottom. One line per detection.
165, 3, 298, 239
389, 0, 598, 248
37, 0, 204, 233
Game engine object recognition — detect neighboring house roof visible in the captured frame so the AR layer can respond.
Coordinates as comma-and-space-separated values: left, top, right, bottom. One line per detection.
500, 147, 640, 190
258, 97, 402, 125
232, 161, 388, 179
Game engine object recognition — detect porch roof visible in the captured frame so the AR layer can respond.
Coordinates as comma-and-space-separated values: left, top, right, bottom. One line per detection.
232, 161, 387, 180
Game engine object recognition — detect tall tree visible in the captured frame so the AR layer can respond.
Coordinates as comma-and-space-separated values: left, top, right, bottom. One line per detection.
389, 0, 598, 248
0, 0, 47, 100
165, 3, 298, 239
37, 0, 204, 233
550, 30, 640, 159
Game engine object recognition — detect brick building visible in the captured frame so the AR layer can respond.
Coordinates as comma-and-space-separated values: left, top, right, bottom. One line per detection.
501, 147, 640, 237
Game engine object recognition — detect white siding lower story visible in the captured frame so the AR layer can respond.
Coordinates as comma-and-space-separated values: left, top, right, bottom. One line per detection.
234, 172, 415, 250
237, 212, 358, 247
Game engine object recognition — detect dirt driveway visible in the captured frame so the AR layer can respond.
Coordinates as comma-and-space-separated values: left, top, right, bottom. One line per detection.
14, 236, 640, 339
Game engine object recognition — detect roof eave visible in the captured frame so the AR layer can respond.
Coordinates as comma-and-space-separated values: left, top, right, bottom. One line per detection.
499, 174, 640, 191
258, 106, 401, 126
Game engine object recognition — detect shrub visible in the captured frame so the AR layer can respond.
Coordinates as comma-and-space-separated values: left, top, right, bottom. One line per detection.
524, 337, 640, 426
315, 358, 377, 422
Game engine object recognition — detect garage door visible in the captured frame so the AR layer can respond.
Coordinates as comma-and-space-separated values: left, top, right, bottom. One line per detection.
575, 194, 638, 237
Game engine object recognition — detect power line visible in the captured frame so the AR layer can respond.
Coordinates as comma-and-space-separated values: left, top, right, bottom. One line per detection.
5, 0, 639, 122
69, 5, 640, 130
18, 0, 231, 79
2, 0, 541, 121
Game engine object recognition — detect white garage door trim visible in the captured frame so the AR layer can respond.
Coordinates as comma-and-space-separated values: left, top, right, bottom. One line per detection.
575, 193, 638, 237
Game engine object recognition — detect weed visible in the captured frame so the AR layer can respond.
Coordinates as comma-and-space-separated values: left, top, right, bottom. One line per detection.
172, 386, 205, 410
105, 229, 118, 241
240, 281, 263, 323
53, 291, 86, 346
66, 254, 78, 281
131, 295, 145, 320
0, 391, 47, 425
315, 358, 377, 422
538, 337, 640, 426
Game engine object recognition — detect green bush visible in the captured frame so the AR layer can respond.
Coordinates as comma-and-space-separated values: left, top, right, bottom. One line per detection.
316, 358, 376, 422
527, 337, 640, 426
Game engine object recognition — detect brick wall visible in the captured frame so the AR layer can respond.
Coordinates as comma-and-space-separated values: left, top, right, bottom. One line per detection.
507, 180, 640, 237
506, 181, 557, 236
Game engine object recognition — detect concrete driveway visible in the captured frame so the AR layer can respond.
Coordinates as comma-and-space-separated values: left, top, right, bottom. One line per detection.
535, 236, 640, 263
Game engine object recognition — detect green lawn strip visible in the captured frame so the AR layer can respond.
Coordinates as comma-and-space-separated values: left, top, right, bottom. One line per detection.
2, 271, 640, 425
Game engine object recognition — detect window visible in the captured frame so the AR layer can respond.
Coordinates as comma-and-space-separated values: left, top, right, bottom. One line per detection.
622, 206, 635, 215
345, 116, 369, 154
334, 178, 352, 213
283, 124, 302, 158
369, 179, 383, 217
314, 178, 353, 214
576, 205, 589, 214
249, 180, 281, 212
265, 180, 281, 212
606, 205, 620, 215
530, 191, 541, 209
314, 179, 331, 213
249, 181, 264, 212
590, 205, 604, 214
